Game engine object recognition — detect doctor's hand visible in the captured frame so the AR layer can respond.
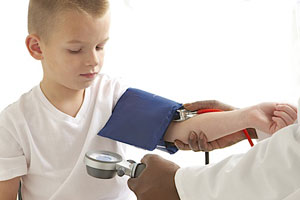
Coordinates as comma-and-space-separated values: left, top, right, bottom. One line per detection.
174, 100, 257, 151
183, 99, 236, 111
175, 129, 257, 152
127, 154, 180, 200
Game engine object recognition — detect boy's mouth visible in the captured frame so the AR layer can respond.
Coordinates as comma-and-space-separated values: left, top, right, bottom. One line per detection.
80, 72, 98, 79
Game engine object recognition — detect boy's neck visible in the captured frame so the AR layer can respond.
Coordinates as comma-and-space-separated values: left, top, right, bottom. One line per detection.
40, 80, 85, 118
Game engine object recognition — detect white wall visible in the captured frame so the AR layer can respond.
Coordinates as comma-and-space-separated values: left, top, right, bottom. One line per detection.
0, 0, 299, 168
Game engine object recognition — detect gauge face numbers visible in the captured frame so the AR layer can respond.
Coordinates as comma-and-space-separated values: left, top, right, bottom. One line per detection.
87, 151, 122, 163
96, 154, 118, 162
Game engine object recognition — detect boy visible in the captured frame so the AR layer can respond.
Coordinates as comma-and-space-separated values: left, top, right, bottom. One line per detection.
0, 0, 296, 200
0, 1, 135, 199
0, 1, 223, 199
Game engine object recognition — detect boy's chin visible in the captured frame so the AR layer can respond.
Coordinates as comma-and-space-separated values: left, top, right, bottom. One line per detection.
61, 81, 95, 91
75, 80, 96, 90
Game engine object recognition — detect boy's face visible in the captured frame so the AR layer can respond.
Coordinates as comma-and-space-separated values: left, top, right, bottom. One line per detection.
39, 10, 110, 91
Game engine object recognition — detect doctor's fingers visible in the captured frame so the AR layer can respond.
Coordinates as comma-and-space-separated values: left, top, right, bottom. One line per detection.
140, 154, 162, 165
175, 131, 210, 152
127, 156, 150, 194
187, 131, 201, 151
127, 178, 138, 193
141, 154, 180, 173
174, 140, 192, 151
184, 100, 236, 112
127, 178, 148, 200
197, 131, 217, 152
183, 131, 215, 152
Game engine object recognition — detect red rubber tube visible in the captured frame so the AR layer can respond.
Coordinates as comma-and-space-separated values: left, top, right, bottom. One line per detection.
196, 109, 254, 147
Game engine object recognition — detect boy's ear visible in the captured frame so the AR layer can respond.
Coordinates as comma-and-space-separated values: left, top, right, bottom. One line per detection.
25, 34, 44, 60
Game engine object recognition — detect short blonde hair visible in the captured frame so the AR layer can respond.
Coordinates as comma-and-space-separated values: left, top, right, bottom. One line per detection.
28, 0, 109, 41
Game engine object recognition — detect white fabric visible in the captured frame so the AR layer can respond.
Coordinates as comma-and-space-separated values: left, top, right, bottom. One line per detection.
175, 99, 300, 200
0, 74, 135, 200
256, 130, 271, 141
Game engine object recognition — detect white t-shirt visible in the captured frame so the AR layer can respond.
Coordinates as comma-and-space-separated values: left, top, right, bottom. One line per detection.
0, 74, 135, 200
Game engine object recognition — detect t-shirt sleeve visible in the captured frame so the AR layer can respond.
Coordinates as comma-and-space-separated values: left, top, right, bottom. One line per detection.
0, 114, 27, 181
112, 77, 129, 108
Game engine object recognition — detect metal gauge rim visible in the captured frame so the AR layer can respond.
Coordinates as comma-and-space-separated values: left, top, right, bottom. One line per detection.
86, 151, 122, 163
84, 150, 123, 170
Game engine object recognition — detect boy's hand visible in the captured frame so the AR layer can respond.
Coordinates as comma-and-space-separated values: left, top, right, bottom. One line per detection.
248, 103, 297, 134
127, 154, 180, 200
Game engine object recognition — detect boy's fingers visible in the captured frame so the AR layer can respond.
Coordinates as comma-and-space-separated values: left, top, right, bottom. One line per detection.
274, 111, 294, 125
272, 117, 286, 131
275, 104, 297, 121
284, 103, 298, 113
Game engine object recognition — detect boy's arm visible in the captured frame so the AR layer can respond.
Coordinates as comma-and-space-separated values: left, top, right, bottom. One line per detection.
0, 177, 20, 200
164, 103, 297, 144
175, 100, 249, 151
164, 109, 248, 143
175, 100, 257, 151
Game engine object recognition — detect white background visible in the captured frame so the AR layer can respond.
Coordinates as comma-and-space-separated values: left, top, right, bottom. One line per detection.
0, 0, 299, 168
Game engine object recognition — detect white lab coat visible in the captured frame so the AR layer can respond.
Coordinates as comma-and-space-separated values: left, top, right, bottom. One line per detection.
175, 104, 300, 200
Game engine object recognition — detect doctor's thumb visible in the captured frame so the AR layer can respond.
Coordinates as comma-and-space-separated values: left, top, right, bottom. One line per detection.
127, 177, 138, 192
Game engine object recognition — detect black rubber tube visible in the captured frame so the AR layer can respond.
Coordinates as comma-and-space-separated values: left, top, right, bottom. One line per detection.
205, 152, 209, 165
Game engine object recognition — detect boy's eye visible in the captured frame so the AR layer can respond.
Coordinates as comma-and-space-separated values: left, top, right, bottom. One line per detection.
68, 49, 81, 54
96, 46, 104, 51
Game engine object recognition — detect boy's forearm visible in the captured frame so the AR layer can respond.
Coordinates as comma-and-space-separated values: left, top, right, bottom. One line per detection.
164, 108, 251, 143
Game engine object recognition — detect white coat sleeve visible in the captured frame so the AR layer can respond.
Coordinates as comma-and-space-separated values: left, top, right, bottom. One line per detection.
175, 124, 300, 200
256, 130, 271, 141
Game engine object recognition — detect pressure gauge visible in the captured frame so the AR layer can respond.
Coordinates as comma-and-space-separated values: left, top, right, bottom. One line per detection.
84, 150, 145, 179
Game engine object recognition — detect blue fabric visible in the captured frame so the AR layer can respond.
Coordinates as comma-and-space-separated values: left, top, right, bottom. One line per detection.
98, 88, 182, 154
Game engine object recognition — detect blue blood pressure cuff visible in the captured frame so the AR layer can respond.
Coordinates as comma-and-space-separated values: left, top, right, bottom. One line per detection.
98, 88, 182, 154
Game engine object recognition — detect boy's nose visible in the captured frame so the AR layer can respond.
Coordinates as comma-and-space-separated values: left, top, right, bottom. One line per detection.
85, 51, 100, 67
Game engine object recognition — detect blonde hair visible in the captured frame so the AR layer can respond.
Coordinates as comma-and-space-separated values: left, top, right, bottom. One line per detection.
28, 0, 109, 41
